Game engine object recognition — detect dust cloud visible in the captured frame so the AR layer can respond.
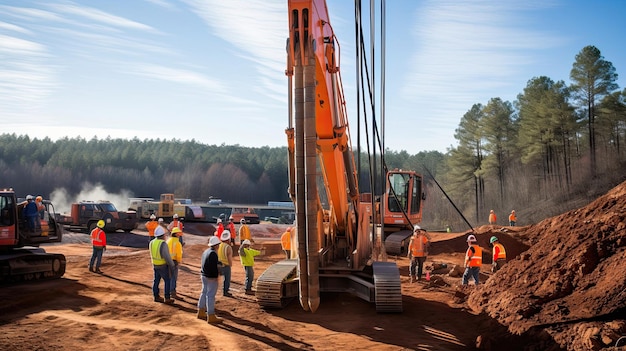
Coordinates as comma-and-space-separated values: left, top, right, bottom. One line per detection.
50, 183, 134, 214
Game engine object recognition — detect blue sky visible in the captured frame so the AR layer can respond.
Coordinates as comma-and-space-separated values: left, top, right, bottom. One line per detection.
1, 0, 624, 153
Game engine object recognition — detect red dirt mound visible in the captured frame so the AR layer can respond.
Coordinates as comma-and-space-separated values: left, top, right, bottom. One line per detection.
467, 180, 626, 350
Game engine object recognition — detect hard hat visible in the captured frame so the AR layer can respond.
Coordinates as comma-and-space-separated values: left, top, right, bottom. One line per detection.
208, 236, 221, 247
490, 236, 498, 244
171, 227, 182, 235
173, 213, 179, 219
158, 218, 164, 222
221, 230, 231, 241
242, 239, 251, 245
286, 227, 292, 232
26, 195, 33, 200
240, 218, 246, 224
414, 225, 421, 232
97, 220, 105, 229
154, 226, 166, 237
36, 195, 43, 202
490, 210, 494, 213
467, 234, 477, 242
511, 210, 515, 213
229, 216, 234, 221
150, 214, 156, 220
217, 218, 222, 223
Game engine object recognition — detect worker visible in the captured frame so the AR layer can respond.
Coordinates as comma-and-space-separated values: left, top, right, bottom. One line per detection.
462, 234, 482, 285
508, 210, 517, 226
281, 227, 292, 259
238, 218, 251, 244
167, 214, 184, 246
407, 225, 430, 283
490, 236, 507, 273
227, 217, 236, 245
145, 214, 159, 241
167, 227, 184, 299
215, 218, 224, 240
198, 235, 223, 324
35, 195, 45, 219
23, 195, 39, 231
150, 226, 175, 304
239, 239, 261, 295
488, 210, 497, 225
89, 219, 107, 274
217, 230, 233, 297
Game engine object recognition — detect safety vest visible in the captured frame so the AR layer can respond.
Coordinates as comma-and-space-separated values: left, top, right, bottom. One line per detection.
167, 237, 183, 263
509, 213, 517, 222
281, 231, 291, 250
91, 228, 106, 247
168, 220, 183, 232
467, 245, 483, 267
493, 243, 506, 260
145, 220, 158, 237
218, 242, 231, 266
409, 234, 428, 257
239, 225, 251, 241
150, 239, 166, 265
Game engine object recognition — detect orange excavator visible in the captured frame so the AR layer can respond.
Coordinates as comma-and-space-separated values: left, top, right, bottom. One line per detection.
0, 188, 66, 282
255, 0, 424, 313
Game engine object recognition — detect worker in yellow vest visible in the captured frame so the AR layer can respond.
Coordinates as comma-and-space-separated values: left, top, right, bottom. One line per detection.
462, 234, 482, 285
167, 227, 184, 299
150, 226, 175, 304
490, 236, 507, 273
281, 227, 292, 259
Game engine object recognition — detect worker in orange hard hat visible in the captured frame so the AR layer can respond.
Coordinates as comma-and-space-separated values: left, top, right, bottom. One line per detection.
462, 234, 482, 285
281, 227, 292, 259
508, 210, 517, 226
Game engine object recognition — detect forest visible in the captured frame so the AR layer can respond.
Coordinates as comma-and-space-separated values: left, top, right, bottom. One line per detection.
1, 45, 625, 230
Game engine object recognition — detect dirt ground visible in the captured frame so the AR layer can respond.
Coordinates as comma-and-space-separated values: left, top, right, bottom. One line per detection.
1, 181, 625, 351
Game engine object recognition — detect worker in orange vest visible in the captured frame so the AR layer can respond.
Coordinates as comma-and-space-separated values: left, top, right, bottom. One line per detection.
227, 217, 236, 245
168, 214, 184, 246
215, 218, 224, 240
488, 210, 497, 225
490, 236, 507, 273
508, 210, 517, 226
462, 234, 482, 285
281, 227, 292, 259
145, 214, 159, 241
407, 225, 430, 283
89, 220, 106, 274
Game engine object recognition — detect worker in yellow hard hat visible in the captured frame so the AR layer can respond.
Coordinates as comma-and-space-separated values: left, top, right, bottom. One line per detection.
89, 220, 107, 274
167, 227, 184, 299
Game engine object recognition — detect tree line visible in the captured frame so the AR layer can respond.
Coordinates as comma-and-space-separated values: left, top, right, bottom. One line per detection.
1, 45, 624, 231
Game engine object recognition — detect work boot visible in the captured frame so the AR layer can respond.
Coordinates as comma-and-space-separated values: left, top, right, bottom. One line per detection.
171, 291, 177, 299
207, 314, 223, 324
95, 269, 103, 274
223, 292, 233, 298
154, 296, 164, 303
88, 266, 94, 272
245, 289, 255, 295
164, 298, 175, 304
197, 308, 207, 320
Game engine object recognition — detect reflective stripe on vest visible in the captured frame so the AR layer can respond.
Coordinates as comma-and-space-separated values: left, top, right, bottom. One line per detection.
493, 243, 506, 260
91, 228, 105, 246
150, 239, 166, 265
468, 245, 482, 267
409, 234, 427, 257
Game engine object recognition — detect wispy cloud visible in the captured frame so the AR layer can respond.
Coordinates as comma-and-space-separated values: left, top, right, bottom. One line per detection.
129, 63, 223, 91
184, 0, 286, 102
47, 3, 157, 33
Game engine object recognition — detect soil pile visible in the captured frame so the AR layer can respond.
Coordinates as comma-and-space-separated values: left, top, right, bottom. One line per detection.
467, 180, 626, 350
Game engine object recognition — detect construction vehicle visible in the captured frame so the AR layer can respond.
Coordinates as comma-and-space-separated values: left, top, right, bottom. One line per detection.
0, 188, 66, 282
256, 0, 424, 313
56, 200, 138, 233
129, 194, 205, 222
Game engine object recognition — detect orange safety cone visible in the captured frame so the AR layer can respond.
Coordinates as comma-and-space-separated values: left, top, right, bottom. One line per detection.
426, 271, 430, 281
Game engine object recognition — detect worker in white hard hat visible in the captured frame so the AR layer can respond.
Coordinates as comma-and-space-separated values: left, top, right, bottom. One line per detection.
150, 226, 175, 304
217, 231, 233, 297
89, 220, 107, 274
462, 234, 482, 285
23, 194, 39, 231
215, 218, 224, 240
167, 213, 184, 246
198, 235, 223, 324
239, 239, 260, 294
238, 218, 251, 245
407, 225, 431, 283
145, 214, 159, 240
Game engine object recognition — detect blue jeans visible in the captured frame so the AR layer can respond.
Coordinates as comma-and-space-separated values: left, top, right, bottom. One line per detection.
170, 262, 179, 293
153, 265, 171, 298
244, 266, 254, 291
89, 246, 104, 269
198, 276, 218, 314
462, 266, 480, 285
220, 265, 231, 295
